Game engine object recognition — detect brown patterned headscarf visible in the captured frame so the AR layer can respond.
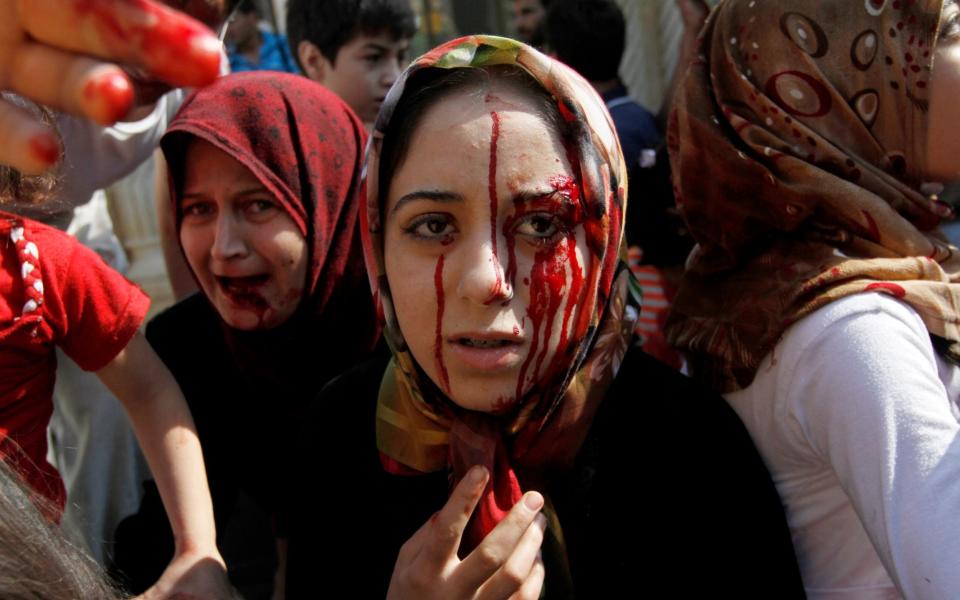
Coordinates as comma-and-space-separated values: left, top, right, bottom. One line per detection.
666, 0, 960, 392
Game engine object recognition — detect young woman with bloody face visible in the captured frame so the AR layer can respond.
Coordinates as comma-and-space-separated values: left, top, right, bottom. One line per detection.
285, 36, 805, 599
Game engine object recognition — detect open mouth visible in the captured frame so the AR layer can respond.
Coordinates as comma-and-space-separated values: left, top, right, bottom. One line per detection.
447, 334, 524, 371
216, 274, 269, 291
457, 338, 516, 349
216, 275, 270, 310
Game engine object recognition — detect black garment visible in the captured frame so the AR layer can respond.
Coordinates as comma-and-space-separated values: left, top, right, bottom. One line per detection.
112, 293, 362, 598
285, 345, 806, 599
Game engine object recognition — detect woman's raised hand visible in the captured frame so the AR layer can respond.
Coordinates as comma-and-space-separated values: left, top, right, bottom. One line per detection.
0, 0, 221, 174
387, 466, 547, 600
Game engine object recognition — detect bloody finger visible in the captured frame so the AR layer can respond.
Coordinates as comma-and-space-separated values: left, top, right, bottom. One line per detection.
9, 43, 133, 124
20, 0, 221, 89
0, 96, 62, 175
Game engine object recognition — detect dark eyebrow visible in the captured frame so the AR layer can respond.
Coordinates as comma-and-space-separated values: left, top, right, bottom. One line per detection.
511, 186, 583, 211
362, 43, 389, 53
391, 190, 464, 214
180, 186, 267, 202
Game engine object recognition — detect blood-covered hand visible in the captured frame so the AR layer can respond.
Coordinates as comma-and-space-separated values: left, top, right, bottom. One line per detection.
387, 466, 547, 600
0, 0, 221, 174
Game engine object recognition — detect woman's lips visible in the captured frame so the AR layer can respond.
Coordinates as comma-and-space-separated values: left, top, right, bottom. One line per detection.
446, 335, 524, 371
216, 274, 269, 309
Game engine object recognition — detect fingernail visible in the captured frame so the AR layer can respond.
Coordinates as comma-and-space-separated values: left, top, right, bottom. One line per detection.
184, 33, 222, 85
524, 492, 544, 511
469, 466, 487, 486
83, 71, 133, 124
535, 513, 547, 530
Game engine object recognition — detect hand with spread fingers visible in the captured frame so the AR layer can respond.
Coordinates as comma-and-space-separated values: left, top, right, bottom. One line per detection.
387, 467, 547, 600
0, 0, 222, 175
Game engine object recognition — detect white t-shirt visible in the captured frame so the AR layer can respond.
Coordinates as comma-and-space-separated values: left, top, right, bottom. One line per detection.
725, 292, 960, 600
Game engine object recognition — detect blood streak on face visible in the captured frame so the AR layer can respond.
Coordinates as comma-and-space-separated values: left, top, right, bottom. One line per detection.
514, 234, 581, 401
434, 254, 451, 393
485, 111, 506, 304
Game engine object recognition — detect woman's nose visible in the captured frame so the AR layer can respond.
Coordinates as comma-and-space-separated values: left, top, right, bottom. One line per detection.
211, 213, 247, 260
455, 234, 512, 305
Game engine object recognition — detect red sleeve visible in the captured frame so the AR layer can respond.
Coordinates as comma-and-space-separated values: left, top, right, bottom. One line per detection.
37, 225, 150, 372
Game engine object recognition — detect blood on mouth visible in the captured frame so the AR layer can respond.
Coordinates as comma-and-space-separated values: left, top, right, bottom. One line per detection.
218, 275, 269, 321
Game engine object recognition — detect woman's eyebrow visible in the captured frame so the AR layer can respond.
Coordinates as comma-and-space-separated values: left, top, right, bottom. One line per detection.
512, 188, 557, 204
391, 190, 463, 214
180, 185, 267, 201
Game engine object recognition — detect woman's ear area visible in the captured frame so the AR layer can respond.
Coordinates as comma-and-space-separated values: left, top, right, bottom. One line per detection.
298, 40, 326, 83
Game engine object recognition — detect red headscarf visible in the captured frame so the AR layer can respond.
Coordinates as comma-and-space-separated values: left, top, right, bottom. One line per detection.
161, 72, 379, 401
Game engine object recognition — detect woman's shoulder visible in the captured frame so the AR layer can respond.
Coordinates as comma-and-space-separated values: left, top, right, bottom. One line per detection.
783, 291, 931, 358
732, 291, 943, 420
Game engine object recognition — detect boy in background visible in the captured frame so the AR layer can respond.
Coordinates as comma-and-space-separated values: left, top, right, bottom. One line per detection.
226, 0, 300, 74
286, 0, 417, 125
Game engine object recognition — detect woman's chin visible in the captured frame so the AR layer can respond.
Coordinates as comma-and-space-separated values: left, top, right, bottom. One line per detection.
216, 301, 274, 331
442, 376, 528, 414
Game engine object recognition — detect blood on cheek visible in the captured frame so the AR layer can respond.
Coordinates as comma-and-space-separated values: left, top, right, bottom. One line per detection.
511, 230, 584, 402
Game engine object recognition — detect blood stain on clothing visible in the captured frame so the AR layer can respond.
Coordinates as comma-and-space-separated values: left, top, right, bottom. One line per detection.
865, 281, 907, 298
861, 209, 882, 243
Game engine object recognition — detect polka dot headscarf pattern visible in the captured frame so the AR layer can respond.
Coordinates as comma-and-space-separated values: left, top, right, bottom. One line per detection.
666, 0, 960, 392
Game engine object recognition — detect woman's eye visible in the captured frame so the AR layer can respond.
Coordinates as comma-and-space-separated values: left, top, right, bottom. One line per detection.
181, 201, 213, 219
405, 214, 456, 240
246, 199, 278, 215
363, 52, 384, 65
515, 214, 562, 240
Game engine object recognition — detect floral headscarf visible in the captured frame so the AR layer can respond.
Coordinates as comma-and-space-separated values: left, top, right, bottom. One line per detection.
666, 0, 960, 392
362, 35, 640, 551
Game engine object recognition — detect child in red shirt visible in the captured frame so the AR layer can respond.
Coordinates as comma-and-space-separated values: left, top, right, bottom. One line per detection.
0, 112, 232, 599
